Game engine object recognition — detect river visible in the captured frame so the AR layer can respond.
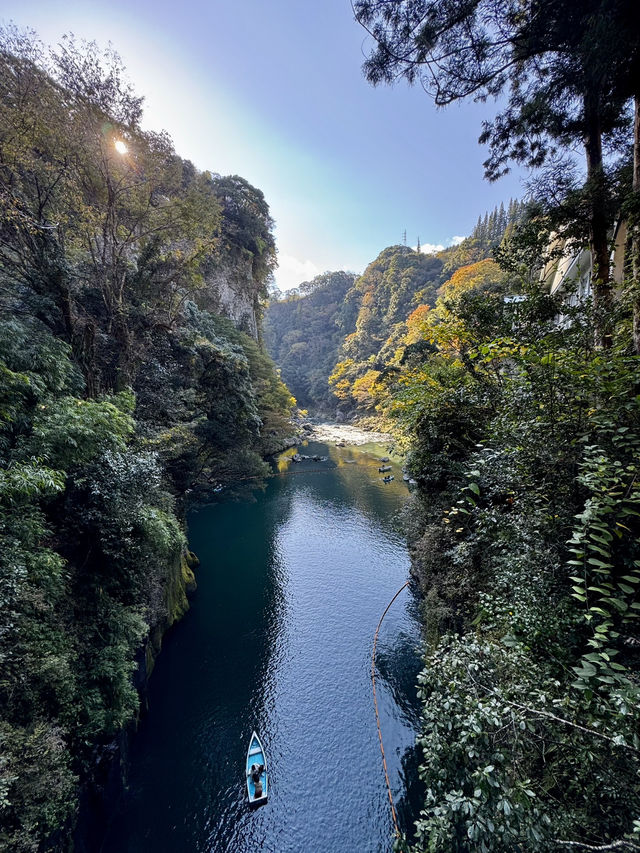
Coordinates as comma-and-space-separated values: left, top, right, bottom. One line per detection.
102, 437, 424, 852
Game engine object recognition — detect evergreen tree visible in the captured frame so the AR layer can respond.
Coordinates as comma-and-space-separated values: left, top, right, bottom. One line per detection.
354, 0, 640, 344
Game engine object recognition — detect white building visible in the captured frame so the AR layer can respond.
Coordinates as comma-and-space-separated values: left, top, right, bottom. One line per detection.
540, 222, 627, 313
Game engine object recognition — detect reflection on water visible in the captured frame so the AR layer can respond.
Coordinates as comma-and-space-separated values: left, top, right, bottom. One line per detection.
103, 441, 423, 853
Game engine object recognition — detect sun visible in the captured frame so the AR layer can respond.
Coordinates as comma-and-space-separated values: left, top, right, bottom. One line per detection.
114, 139, 128, 155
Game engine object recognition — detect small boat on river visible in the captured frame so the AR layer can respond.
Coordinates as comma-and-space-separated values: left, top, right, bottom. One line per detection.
378, 465, 392, 472
382, 475, 394, 483
246, 731, 268, 807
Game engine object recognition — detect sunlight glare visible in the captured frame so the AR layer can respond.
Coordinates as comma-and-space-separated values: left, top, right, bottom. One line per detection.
114, 139, 128, 155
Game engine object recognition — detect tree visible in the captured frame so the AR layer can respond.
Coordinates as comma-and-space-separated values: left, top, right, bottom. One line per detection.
630, 96, 640, 352
354, 0, 640, 345
0, 27, 222, 392
210, 174, 277, 295
264, 271, 357, 411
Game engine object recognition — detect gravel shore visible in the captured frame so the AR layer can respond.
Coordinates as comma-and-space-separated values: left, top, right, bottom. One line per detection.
308, 422, 393, 446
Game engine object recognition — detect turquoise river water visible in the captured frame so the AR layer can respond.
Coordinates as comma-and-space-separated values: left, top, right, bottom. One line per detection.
102, 439, 424, 852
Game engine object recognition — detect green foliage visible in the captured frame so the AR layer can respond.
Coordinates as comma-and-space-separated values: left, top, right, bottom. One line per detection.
77, 601, 148, 738
265, 208, 524, 422
264, 271, 357, 411
0, 722, 78, 852
326, 246, 444, 419
415, 637, 553, 852
324, 225, 522, 425
389, 222, 640, 850
0, 29, 293, 851
345, 245, 443, 361
567, 433, 640, 693
210, 174, 277, 295
25, 394, 135, 470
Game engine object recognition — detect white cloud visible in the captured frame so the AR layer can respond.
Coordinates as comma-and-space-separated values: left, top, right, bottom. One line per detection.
414, 242, 445, 254
275, 253, 321, 291
413, 234, 468, 254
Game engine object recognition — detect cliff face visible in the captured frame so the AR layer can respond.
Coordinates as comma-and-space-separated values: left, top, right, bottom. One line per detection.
72, 548, 199, 852
145, 550, 199, 680
200, 251, 260, 339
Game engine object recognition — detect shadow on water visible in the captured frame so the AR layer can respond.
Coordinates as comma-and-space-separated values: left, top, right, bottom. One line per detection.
376, 632, 423, 731
102, 440, 424, 853
395, 742, 427, 844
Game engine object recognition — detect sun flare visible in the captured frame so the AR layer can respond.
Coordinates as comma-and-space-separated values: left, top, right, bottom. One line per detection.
114, 139, 128, 155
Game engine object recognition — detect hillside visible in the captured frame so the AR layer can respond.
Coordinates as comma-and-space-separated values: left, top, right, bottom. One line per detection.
263, 201, 525, 422
263, 271, 357, 412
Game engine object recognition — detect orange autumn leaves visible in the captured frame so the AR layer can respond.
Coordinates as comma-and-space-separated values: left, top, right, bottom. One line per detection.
329, 259, 506, 414
410, 259, 505, 354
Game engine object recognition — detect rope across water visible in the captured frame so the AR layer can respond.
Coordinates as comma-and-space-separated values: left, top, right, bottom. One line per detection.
371, 579, 411, 840
215, 462, 383, 485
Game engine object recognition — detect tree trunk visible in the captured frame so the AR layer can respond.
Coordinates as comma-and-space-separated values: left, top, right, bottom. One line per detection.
114, 308, 132, 392
583, 92, 612, 348
632, 95, 640, 354
74, 321, 98, 399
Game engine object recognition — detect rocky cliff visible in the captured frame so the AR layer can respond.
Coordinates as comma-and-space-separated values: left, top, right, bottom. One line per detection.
200, 251, 261, 339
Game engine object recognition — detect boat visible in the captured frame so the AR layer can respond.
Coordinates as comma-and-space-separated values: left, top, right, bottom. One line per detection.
382, 475, 394, 483
378, 465, 392, 472
246, 731, 268, 806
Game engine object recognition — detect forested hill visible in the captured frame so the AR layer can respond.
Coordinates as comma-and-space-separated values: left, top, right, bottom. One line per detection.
264, 271, 357, 411
0, 30, 293, 850
265, 201, 526, 419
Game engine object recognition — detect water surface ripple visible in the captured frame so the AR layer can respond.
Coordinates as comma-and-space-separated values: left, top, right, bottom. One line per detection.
103, 441, 423, 852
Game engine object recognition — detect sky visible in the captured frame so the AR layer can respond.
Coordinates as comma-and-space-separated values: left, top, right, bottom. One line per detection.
2, 0, 527, 290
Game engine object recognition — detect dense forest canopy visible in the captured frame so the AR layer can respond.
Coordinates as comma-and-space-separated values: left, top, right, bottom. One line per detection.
0, 26, 293, 851
264, 270, 357, 412
325, 203, 525, 421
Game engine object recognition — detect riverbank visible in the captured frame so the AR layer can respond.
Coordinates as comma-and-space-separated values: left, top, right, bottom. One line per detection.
306, 421, 393, 446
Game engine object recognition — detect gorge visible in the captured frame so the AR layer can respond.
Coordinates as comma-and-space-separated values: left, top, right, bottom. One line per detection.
2, 5, 640, 852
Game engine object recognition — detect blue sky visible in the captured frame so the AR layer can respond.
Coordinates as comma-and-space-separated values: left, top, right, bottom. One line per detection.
2, 0, 526, 290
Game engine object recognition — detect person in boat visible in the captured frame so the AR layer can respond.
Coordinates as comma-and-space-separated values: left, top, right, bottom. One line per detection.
250, 763, 264, 784
254, 779, 263, 798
